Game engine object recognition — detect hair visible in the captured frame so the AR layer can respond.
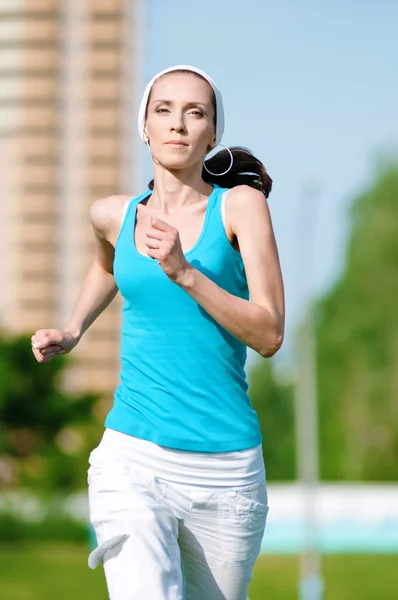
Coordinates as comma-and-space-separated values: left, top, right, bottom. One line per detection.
146, 70, 273, 199
202, 146, 272, 198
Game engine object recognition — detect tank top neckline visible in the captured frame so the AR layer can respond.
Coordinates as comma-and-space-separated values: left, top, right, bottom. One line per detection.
130, 184, 220, 261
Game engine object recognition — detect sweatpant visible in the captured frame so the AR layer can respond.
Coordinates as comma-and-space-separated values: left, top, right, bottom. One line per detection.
87, 428, 269, 600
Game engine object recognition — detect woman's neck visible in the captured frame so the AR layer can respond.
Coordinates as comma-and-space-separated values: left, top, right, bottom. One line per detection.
149, 167, 214, 214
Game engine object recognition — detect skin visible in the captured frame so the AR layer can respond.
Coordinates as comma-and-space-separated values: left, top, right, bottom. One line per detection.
32, 72, 285, 362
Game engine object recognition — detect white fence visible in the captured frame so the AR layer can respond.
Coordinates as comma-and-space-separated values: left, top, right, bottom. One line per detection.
262, 483, 398, 553
1, 483, 398, 553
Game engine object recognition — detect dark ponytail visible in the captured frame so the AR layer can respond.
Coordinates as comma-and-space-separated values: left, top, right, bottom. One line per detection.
147, 147, 272, 198
202, 146, 272, 198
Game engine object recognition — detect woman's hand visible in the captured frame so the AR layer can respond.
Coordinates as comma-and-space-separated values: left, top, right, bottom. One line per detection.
31, 328, 80, 363
145, 217, 192, 284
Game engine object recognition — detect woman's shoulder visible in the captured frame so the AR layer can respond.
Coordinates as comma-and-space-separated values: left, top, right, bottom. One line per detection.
223, 185, 271, 237
223, 184, 268, 216
226, 184, 266, 202
90, 194, 132, 237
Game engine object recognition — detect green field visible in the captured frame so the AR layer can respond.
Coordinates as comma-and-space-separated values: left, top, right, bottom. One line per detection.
0, 544, 396, 599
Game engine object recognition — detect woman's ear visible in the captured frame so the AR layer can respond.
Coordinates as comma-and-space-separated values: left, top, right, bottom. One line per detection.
208, 133, 216, 150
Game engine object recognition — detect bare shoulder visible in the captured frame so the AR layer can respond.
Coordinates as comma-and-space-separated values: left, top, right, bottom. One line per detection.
227, 184, 269, 209
225, 185, 272, 234
90, 194, 131, 238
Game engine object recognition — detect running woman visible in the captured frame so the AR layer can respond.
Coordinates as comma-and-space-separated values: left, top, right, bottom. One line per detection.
31, 65, 285, 600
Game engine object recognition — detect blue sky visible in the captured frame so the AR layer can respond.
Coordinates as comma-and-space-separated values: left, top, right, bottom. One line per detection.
140, 0, 398, 366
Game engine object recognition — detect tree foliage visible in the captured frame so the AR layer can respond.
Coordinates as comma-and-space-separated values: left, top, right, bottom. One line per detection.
248, 358, 295, 480
249, 162, 398, 482
316, 163, 398, 480
0, 333, 101, 492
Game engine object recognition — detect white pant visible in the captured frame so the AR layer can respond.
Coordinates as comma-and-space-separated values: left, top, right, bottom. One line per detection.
87, 428, 269, 600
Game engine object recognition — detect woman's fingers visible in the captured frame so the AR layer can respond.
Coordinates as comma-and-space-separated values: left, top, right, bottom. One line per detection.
31, 330, 52, 349
44, 351, 63, 362
146, 227, 163, 237
32, 329, 64, 349
41, 345, 64, 356
31, 329, 72, 363
150, 217, 174, 232
32, 346, 42, 362
31, 342, 62, 355
31, 343, 65, 362
37, 353, 58, 363
145, 237, 160, 249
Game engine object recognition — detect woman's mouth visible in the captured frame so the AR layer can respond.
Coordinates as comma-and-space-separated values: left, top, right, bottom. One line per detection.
165, 141, 188, 148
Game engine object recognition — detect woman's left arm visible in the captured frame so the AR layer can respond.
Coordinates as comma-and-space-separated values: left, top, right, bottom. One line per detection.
179, 185, 285, 358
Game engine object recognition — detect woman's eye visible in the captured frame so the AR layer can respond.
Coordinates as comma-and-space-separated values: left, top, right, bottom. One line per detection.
155, 108, 203, 116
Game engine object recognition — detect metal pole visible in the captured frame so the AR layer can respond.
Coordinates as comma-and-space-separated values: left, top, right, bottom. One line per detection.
294, 178, 324, 600
122, 0, 146, 195
57, 0, 90, 331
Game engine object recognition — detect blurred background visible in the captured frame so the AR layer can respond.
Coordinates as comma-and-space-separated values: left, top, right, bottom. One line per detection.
0, 1, 397, 599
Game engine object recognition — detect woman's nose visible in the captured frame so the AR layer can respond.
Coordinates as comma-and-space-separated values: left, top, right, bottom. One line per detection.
170, 113, 186, 133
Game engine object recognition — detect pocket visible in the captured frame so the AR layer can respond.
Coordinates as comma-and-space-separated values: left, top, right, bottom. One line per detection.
217, 484, 269, 567
87, 462, 168, 570
235, 494, 269, 530
87, 459, 168, 503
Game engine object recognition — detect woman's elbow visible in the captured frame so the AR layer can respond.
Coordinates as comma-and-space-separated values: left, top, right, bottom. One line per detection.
259, 333, 284, 358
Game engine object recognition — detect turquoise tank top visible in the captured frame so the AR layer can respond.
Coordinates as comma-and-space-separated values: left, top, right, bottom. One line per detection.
105, 183, 262, 452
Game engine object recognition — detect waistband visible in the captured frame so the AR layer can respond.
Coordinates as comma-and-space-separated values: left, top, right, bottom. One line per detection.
92, 428, 266, 488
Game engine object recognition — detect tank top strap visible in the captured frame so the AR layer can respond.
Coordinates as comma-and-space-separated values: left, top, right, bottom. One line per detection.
116, 190, 151, 249
204, 184, 231, 239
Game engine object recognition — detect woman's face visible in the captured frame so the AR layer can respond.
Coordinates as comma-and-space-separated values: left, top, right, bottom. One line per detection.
144, 72, 216, 171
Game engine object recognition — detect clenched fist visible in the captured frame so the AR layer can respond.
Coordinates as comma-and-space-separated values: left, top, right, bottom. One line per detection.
31, 328, 80, 363
145, 217, 192, 284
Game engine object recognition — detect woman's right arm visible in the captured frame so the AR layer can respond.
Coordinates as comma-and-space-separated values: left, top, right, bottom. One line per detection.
31, 194, 129, 363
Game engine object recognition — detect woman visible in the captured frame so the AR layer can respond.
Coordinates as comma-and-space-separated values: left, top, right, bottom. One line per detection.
32, 65, 285, 600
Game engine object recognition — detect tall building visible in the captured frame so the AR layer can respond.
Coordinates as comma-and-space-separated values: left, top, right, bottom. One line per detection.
0, 1, 144, 397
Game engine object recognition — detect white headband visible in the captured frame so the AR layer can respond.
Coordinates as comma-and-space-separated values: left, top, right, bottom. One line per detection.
137, 64, 225, 146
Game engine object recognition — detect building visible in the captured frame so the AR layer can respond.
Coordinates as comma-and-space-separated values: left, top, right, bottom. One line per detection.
0, 0, 143, 397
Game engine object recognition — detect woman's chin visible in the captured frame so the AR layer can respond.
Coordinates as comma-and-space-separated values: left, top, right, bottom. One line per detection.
160, 158, 194, 171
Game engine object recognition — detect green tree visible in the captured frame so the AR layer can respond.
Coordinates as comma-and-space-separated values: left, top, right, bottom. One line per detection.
248, 358, 295, 480
0, 332, 102, 492
316, 163, 398, 481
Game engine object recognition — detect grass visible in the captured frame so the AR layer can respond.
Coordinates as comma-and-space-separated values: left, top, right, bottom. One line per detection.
249, 554, 398, 599
0, 543, 107, 600
0, 543, 397, 599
